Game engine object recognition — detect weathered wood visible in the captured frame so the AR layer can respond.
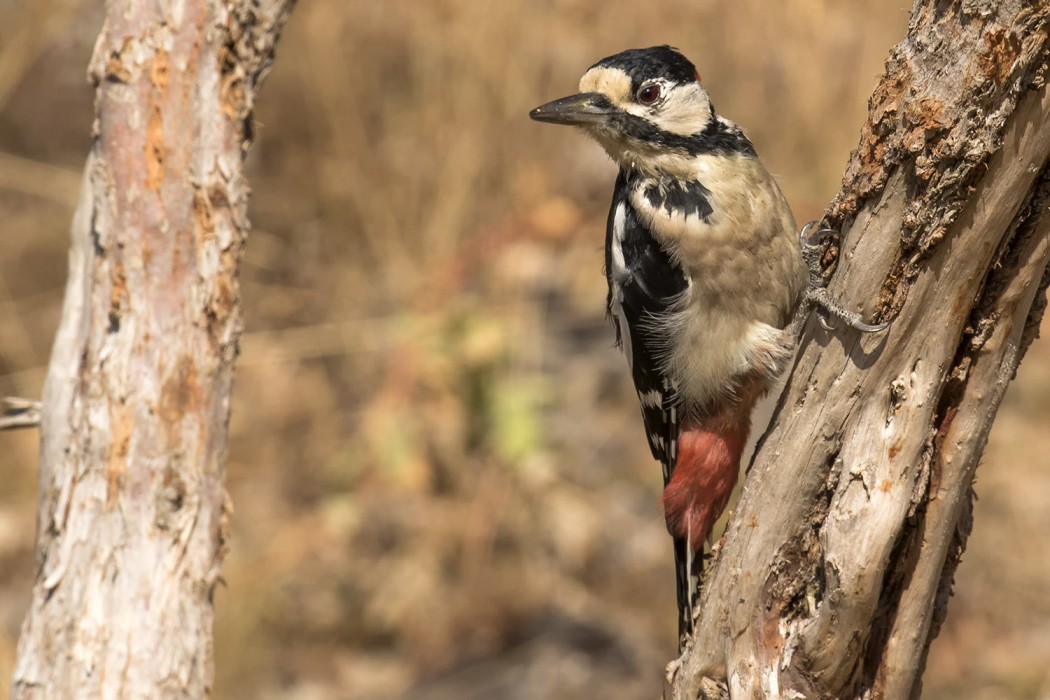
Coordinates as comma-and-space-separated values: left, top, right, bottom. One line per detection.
670, 2, 1050, 698
11, 1, 295, 697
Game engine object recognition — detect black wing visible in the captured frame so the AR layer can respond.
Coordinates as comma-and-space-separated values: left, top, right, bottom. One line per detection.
605, 171, 698, 647
604, 170, 689, 483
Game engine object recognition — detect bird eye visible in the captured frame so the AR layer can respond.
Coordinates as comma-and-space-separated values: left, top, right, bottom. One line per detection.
637, 83, 662, 105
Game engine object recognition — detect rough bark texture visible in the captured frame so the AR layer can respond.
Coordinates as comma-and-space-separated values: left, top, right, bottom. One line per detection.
670, 2, 1050, 698
11, 1, 294, 697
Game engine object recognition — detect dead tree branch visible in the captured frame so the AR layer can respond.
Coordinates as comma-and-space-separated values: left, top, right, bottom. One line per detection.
670, 2, 1050, 698
11, 1, 296, 697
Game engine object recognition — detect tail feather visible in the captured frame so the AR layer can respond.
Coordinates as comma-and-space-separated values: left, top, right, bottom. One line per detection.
673, 535, 701, 649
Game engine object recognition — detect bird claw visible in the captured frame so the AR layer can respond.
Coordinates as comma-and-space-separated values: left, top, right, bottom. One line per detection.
799, 221, 892, 335
808, 288, 892, 333
818, 309, 835, 331
799, 221, 837, 249
844, 316, 892, 334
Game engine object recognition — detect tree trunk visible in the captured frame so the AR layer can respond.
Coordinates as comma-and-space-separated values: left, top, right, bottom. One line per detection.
11, 1, 294, 697
670, 2, 1050, 698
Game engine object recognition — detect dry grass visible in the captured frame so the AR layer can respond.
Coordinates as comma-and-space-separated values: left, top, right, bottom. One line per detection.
0, 1, 1048, 698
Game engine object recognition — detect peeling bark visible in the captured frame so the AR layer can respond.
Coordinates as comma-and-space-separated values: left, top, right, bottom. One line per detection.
11, 1, 295, 697
670, 2, 1050, 698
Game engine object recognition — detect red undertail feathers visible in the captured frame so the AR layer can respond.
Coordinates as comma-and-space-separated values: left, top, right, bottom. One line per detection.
662, 415, 750, 553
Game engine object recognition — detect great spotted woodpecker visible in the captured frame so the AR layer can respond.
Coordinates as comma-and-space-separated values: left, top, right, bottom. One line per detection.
530, 46, 886, 647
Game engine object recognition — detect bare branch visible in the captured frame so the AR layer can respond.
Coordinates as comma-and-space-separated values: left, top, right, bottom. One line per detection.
0, 396, 41, 430
11, 1, 297, 697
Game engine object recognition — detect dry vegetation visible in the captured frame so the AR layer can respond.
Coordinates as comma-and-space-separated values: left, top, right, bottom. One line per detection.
0, 1, 1047, 698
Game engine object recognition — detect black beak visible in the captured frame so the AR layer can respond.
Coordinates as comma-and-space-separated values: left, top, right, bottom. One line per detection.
529, 92, 615, 126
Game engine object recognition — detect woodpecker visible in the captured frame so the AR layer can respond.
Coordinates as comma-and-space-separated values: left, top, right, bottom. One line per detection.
530, 46, 886, 647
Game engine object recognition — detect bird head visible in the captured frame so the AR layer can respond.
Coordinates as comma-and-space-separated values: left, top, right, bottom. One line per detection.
530, 46, 717, 173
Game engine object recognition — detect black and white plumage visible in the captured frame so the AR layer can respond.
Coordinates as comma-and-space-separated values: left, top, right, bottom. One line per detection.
531, 46, 808, 648
605, 169, 688, 475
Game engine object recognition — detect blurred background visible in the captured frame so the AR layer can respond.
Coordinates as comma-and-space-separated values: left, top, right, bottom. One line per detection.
1, 1, 1048, 698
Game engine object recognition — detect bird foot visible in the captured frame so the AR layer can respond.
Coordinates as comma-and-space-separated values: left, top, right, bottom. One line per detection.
796, 222, 891, 334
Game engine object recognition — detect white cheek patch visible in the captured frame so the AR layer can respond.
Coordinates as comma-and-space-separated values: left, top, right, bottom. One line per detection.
649, 83, 712, 136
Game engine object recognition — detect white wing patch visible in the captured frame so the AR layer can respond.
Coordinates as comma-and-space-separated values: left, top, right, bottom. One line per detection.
638, 388, 662, 408
609, 202, 633, 369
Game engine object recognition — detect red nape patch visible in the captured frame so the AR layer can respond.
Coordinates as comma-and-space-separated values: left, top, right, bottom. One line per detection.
662, 421, 748, 552
694, 69, 702, 83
